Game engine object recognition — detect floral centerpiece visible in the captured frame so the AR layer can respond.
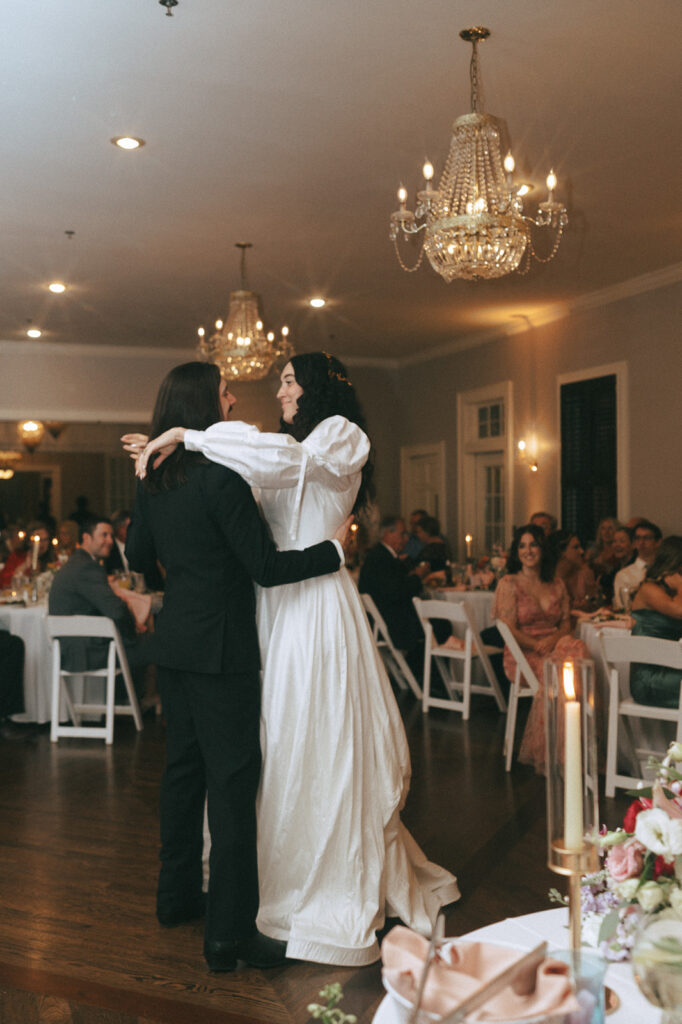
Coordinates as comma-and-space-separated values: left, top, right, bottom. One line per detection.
552, 741, 682, 961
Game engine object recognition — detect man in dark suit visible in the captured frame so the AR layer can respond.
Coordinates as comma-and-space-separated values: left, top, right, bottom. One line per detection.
359, 513, 428, 675
48, 514, 145, 673
124, 362, 345, 974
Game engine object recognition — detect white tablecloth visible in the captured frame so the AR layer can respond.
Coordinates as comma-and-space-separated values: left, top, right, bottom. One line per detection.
373, 908, 657, 1023
0, 602, 53, 723
433, 589, 496, 634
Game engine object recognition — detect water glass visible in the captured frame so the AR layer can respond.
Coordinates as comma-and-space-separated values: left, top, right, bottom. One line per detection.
551, 950, 607, 1024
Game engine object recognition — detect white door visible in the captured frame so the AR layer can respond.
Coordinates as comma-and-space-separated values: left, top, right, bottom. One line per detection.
474, 453, 506, 556
400, 442, 446, 525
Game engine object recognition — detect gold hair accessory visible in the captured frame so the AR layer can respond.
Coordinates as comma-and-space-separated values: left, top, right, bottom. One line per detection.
323, 351, 352, 387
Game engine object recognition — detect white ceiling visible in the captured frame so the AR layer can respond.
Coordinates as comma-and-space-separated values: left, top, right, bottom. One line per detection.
1, 0, 680, 366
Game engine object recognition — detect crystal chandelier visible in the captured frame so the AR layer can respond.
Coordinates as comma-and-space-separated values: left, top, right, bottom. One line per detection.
196, 243, 293, 382
17, 420, 45, 453
389, 27, 567, 282
0, 451, 22, 480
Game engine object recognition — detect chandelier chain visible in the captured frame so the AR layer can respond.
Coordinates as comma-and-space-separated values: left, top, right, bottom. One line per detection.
470, 40, 481, 114
392, 237, 426, 273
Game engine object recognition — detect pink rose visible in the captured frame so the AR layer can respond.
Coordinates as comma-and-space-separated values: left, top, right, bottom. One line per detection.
606, 840, 645, 882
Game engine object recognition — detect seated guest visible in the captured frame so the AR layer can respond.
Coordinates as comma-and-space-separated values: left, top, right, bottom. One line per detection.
11, 521, 52, 579
0, 525, 27, 588
104, 509, 131, 574
586, 517, 619, 582
55, 519, 79, 563
493, 524, 587, 774
529, 511, 558, 537
404, 509, 428, 564
600, 525, 635, 603
613, 519, 662, 610
413, 515, 451, 573
553, 533, 599, 610
359, 514, 428, 677
48, 514, 148, 685
629, 536, 682, 707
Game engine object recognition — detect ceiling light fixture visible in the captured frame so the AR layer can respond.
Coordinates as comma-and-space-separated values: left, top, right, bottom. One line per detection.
17, 420, 45, 453
159, 0, 178, 14
48, 282, 66, 294
0, 451, 22, 481
390, 27, 567, 282
111, 136, 145, 150
196, 243, 293, 382
26, 328, 42, 338
309, 297, 326, 308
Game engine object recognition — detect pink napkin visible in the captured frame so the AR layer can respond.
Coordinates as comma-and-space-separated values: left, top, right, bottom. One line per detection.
381, 926, 579, 1021
110, 582, 152, 630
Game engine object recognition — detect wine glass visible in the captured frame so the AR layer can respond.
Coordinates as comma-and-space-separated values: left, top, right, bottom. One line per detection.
632, 916, 682, 1023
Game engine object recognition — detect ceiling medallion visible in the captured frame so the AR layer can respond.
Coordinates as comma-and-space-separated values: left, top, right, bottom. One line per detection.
196, 243, 293, 383
389, 27, 568, 282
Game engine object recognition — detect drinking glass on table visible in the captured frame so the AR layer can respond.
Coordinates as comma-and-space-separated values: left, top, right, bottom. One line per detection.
621, 586, 632, 614
632, 916, 682, 1024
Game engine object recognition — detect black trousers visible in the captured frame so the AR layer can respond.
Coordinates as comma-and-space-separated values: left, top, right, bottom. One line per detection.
156, 666, 261, 944
0, 631, 25, 718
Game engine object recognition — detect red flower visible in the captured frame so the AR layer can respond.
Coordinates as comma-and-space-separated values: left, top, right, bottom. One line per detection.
623, 799, 651, 833
654, 856, 675, 879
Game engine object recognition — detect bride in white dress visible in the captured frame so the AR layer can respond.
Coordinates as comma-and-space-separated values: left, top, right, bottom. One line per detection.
131, 351, 459, 965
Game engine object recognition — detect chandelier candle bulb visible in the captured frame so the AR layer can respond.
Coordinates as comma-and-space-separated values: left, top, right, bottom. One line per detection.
562, 661, 583, 851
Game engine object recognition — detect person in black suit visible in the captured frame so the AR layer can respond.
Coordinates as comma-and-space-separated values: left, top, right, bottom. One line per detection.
48, 515, 145, 673
125, 362, 346, 973
358, 514, 429, 676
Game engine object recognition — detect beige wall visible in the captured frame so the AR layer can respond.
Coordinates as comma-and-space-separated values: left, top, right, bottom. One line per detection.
1, 279, 680, 542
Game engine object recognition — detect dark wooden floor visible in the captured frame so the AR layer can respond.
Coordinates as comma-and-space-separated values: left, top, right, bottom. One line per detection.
0, 692, 629, 1024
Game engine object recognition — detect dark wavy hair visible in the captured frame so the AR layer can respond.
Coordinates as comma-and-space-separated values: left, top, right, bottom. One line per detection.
644, 536, 682, 594
279, 352, 374, 512
506, 523, 554, 583
144, 362, 223, 493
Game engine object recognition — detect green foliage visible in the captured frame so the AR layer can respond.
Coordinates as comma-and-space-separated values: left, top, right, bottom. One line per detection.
307, 983, 358, 1024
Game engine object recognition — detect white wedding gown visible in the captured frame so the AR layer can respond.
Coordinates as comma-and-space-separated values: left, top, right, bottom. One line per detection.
185, 415, 459, 965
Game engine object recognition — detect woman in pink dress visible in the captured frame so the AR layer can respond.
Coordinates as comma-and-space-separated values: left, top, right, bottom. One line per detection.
494, 524, 586, 773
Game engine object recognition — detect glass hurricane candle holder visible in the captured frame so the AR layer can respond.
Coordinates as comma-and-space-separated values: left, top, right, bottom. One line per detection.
544, 656, 600, 950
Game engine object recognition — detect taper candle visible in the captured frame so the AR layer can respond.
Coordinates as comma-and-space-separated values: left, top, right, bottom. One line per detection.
563, 660, 583, 850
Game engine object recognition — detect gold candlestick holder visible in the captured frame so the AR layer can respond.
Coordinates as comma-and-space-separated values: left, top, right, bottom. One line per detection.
544, 657, 600, 951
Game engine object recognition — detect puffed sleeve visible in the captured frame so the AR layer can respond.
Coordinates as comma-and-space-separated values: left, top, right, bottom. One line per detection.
184, 415, 369, 491
493, 574, 518, 626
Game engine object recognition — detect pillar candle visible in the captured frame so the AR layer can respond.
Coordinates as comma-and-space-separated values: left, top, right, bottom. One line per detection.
563, 661, 583, 850
465, 534, 472, 560
31, 535, 40, 571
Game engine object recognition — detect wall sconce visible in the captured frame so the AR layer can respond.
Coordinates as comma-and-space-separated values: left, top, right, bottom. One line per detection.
517, 434, 540, 471
17, 420, 45, 453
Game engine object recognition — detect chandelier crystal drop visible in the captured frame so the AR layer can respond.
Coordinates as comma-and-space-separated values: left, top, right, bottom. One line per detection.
196, 243, 293, 382
389, 27, 568, 282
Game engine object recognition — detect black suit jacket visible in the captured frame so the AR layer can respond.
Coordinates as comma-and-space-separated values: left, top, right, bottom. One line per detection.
125, 462, 340, 675
358, 542, 423, 650
48, 549, 137, 671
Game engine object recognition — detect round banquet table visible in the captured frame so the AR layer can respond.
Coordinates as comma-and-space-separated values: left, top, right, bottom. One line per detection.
372, 907, 656, 1023
0, 602, 53, 723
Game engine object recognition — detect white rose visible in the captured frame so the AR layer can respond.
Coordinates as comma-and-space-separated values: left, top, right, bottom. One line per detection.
635, 809, 682, 859
669, 887, 682, 916
668, 743, 682, 764
613, 878, 640, 901
638, 881, 666, 912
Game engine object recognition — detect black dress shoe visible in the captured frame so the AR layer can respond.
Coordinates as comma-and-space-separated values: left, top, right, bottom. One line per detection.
157, 893, 206, 928
0, 720, 38, 743
204, 931, 287, 972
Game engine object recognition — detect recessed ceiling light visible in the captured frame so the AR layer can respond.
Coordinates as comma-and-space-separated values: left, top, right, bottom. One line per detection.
26, 328, 42, 338
309, 297, 326, 308
48, 282, 66, 294
111, 136, 145, 150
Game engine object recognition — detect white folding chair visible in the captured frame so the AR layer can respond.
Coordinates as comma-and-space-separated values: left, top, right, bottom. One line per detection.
600, 632, 682, 797
413, 598, 506, 720
360, 593, 422, 699
495, 619, 540, 771
47, 615, 143, 744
